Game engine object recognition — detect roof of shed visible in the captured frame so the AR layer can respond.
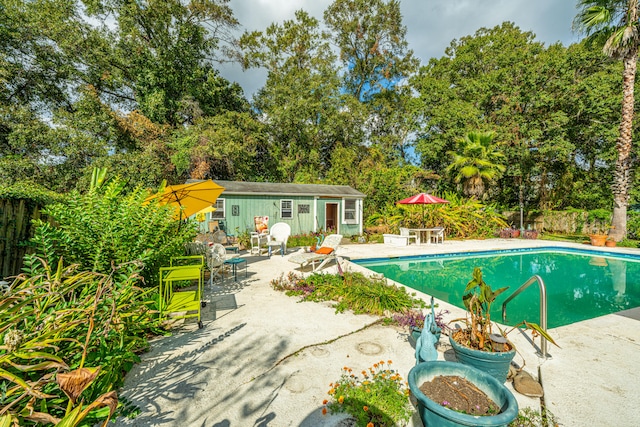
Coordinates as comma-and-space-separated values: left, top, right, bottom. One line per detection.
210, 180, 366, 198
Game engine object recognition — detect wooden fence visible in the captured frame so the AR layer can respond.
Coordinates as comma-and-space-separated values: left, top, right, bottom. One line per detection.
0, 198, 45, 279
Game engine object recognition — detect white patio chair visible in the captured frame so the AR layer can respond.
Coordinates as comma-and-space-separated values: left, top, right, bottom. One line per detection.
266, 222, 291, 257
430, 227, 445, 244
399, 227, 419, 244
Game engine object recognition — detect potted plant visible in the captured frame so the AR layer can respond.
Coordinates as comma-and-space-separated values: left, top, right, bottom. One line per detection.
449, 268, 558, 383
605, 237, 617, 248
408, 360, 519, 427
589, 224, 612, 246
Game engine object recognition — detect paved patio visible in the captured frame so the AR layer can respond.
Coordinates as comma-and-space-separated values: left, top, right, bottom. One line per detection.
114, 238, 640, 427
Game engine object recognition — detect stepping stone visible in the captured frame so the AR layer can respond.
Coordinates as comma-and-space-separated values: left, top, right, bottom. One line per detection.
513, 370, 544, 397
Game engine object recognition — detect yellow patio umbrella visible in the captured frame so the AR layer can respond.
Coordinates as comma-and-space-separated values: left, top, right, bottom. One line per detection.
195, 206, 217, 215
195, 206, 216, 223
146, 180, 225, 220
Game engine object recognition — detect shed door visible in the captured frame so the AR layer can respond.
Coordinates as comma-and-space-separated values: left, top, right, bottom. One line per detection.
325, 203, 338, 232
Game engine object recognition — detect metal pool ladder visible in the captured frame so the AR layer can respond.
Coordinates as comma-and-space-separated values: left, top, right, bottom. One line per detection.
501, 274, 550, 358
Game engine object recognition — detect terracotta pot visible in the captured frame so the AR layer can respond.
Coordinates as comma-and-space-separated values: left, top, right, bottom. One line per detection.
605, 239, 616, 247
589, 234, 607, 247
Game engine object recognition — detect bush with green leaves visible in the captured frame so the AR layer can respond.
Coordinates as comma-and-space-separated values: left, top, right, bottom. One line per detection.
270, 271, 425, 316
402, 192, 508, 238
0, 257, 157, 425
324, 361, 412, 427
29, 175, 197, 287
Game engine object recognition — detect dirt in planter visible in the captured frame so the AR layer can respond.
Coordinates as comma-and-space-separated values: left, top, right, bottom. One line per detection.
419, 375, 500, 416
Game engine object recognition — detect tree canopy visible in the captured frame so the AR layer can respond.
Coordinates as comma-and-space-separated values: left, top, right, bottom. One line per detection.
1, 0, 637, 232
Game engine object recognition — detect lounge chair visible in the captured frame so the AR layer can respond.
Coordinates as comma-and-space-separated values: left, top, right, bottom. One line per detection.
399, 227, 419, 244
266, 222, 291, 257
288, 234, 343, 272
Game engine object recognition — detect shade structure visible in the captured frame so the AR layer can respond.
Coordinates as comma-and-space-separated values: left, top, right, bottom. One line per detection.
397, 193, 449, 227
147, 180, 225, 220
397, 193, 449, 205
194, 206, 217, 215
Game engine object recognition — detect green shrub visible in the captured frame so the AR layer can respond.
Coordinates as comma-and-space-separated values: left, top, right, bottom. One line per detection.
626, 211, 640, 240
0, 257, 157, 425
388, 192, 508, 239
270, 271, 425, 316
30, 176, 196, 287
324, 361, 412, 427
287, 232, 325, 248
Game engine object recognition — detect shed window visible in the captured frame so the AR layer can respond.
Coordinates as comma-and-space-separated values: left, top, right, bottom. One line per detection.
280, 199, 293, 219
343, 199, 359, 224
211, 199, 225, 219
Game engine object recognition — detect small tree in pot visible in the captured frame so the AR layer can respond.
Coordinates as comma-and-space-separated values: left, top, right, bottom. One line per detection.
450, 268, 558, 382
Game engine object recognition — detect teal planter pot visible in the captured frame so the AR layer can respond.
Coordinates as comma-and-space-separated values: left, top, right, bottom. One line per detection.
449, 335, 516, 383
408, 361, 519, 427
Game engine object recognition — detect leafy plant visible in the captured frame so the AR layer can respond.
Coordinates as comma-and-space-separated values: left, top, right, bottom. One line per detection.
586, 209, 612, 235
451, 268, 558, 352
30, 173, 196, 287
392, 307, 452, 335
323, 361, 411, 427
508, 407, 559, 427
287, 231, 326, 248
396, 192, 508, 239
234, 228, 252, 248
0, 257, 157, 425
270, 272, 426, 316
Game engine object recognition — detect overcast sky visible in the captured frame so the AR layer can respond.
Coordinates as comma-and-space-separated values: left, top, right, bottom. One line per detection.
220, 0, 582, 98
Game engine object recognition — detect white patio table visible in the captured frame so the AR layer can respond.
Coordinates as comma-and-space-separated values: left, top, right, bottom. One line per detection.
408, 228, 440, 245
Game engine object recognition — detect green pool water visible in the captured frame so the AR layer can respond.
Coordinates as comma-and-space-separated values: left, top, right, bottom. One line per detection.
353, 247, 640, 328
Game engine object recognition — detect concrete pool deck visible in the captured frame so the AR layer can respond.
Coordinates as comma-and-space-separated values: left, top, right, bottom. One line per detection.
115, 238, 640, 427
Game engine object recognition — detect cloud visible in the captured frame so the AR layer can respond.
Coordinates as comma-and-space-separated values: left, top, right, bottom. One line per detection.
221, 0, 581, 98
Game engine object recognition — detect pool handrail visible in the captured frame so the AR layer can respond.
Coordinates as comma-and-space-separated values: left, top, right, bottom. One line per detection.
501, 274, 549, 358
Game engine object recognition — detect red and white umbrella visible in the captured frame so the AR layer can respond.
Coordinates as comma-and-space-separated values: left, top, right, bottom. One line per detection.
397, 193, 449, 226
397, 193, 449, 205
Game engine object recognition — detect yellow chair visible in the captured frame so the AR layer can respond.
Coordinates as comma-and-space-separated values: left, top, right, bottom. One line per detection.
159, 255, 205, 329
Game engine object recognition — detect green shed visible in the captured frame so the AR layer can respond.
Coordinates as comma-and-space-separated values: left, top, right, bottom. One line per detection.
196, 180, 365, 238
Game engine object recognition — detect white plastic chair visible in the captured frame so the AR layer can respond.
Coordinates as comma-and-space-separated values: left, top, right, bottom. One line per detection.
430, 227, 445, 244
399, 227, 419, 244
266, 223, 291, 257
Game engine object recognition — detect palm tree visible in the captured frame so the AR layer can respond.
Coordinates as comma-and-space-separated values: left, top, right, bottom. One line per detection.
446, 131, 506, 199
575, 0, 640, 241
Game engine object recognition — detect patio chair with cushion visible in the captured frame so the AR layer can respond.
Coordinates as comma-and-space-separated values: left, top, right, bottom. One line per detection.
266, 222, 291, 257
288, 234, 343, 272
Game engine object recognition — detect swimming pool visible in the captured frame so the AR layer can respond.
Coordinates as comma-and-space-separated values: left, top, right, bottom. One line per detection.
353, 247, 640, 328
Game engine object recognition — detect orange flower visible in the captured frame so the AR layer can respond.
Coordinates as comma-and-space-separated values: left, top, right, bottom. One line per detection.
322, 407, 327, 415
367, 423, 374, 427
338, 396, 345, 404
387, 360, 393, 365
363, 406, 369, 412
323, 399, 328, 405
373, 363, 378, 368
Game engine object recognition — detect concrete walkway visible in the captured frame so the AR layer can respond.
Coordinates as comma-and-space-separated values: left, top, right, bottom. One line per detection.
114, 239, 640, 427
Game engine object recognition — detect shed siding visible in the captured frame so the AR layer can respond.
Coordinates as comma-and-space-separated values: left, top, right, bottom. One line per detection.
188, 181, 364, 237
